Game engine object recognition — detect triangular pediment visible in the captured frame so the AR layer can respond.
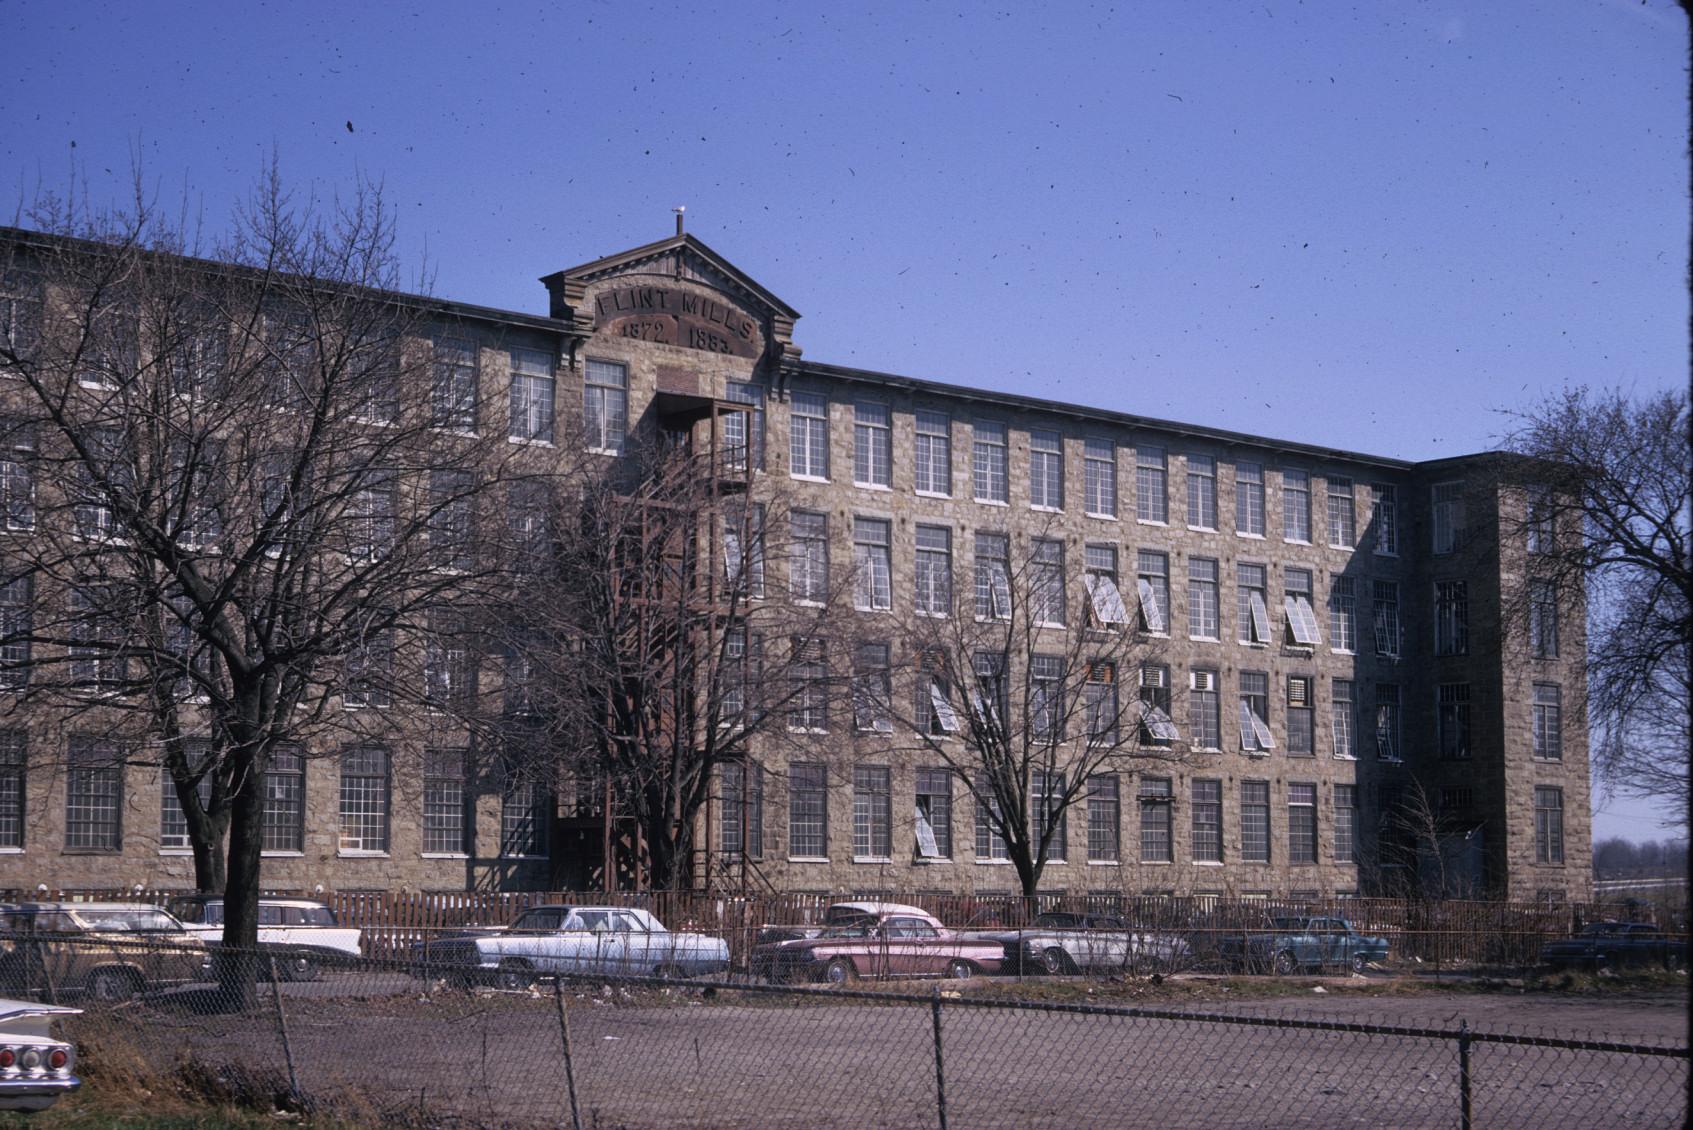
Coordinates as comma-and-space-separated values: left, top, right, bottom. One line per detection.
541, 233, 799, 359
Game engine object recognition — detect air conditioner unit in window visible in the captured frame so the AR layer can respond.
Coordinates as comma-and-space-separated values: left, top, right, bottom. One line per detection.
1190, 671, 1215, 692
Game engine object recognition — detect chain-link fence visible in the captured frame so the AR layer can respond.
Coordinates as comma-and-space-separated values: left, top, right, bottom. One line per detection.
2, 933, 1685, 1129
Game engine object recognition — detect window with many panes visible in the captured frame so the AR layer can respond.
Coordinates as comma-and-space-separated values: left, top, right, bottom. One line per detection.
1283, 568, 1321, 645
1332, 679, 1356, 758
1372, 581, 1401, 657
975, 783, 1008, 861
1236, 460, 1265, 536
789, 511, 828, 603
1030, 654, 1063, 740
1370, 483, 1398, 555
1326, 476, 1355, 546
914, 410, 951, 495
852, 642, 892, 732
0, 419, 33, 533
914, 525, 952, 616
1138, 777, 1172, 862
853, 517, 892, 611
1189, 669, 1221, 750
1083, 661, 1118, 743
1282, 469, 1311, 542
0, 572, 31, 690
1084, 438, 1116, 516
1136, 550, 1169, 634
1237, 563, 1270, 644
852, 766, 892, 859
1432, 481, 1464, 554
0, 275, 42, 360
1288, 782, 1317, 864
422, 748, 467, 855
1083, 544, 1129, 628
344, 622, 394, 708
1239, 671, 1275, 752
512, 348, 559, 444
1187, 557, 1219, 638
0, 731, 22, 849
722, 501, 765, 599
789, 763, 828, 858
973, 420, 1008, 502
788, 640, 828, 732
1529, 579, 1559, 658
1334, 784, 1357, 863
1031, 538, 1066, 626
339, 745, 390, 853
159, 739, 213, 851
1329, 576, 1356, 652
973, 652, 1008, 730
261, 748, 304, 853
66, 736, 123, 851
1138, 663, 1178, 743
915, 768, 952, 859
1191, 778, 1222, 862
1032, 770, 1066, 861
1286, 676, 1314, 754
722, 761, 765, 858
1187, 454, 1217, 529
1240, 780, 1270, 863
582, 357, 629, 452
722, 381, 765, 472
789, 391, 830, 479
974, 531, 1011, 619
1087, 774, 1119, 862
1527, 484, 1556, 555
1375, 684, 1401, 760
1532, 683, 1562, 760
1029, 429, 1063, 509
1534, 787, 1564, 864
854, 401, 891, 487
431, 339, 478, 430
423, 608, 473, 713
1438, 683, 1471, 758
1434, 581, 1469, 656
427, 469, 475, 572
1136, 445, 1168, 523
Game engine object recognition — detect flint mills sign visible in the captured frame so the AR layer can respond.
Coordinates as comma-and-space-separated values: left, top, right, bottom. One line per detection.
593, 284, 761, 359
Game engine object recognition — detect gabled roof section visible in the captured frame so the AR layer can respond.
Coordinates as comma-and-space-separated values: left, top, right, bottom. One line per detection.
540, 232, 801, 344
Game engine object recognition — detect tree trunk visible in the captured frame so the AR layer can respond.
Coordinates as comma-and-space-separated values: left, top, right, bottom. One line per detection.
215, 756, 266, 1010
190, 832, 226, 893
1012, 851, 1040, 898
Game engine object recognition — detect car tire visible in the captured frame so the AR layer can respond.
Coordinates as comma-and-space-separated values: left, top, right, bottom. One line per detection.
945, 959, 975, 981
1273, 950, 1298, 976
1349, 952, 1367, 974
283, 953, 322, 982
495, 959, 536, 992
88, 967, 137, 1003
1040, 948, 1074, 976
823, 957, 856, 985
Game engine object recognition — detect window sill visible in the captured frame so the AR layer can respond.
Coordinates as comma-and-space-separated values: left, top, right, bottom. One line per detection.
853, 606, 893, 615
1188, 635, 1220, 643
337, 850, 391, 858
1331, 648, 1355, 656
1241, 640, 1269, 649
915, 489, 951, 500
1284, 538, 1312, 546
973, 498, 1009, 507
159, 849, 193, 857
1140, 860, 1173, 866
510, 436, 559, 449
421, 852, 469, 860
1085, 511, 1116, 521
1236, 531, 1266, 540
261, 851, 304, 858
1029, 504, 1063, 514
1328, 543, 1354, 553
787, 856, 830, 864
790, 474, 830, 485
854, 482, 893, 492
1193, 860, 1224, 867
914, 856, 951, 864
1331, 754, 1358, 762
0, 847, 21, 855
855, 727, 895, 736
974, 859, 1012, 865
1136, 519, 1169, 528
852, 856, 893, 865
788, 728, 830, 736
1086, 860, 1121, 867
501, 854, 548, 862
1373, 549, 1399, 559
1187, 525, 1217, 534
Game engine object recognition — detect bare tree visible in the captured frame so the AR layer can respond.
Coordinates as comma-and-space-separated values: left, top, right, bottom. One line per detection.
497, 430, 845, 891
0, 169, 544, 983
878, 526, 1179, 896
1501, 387, 1690, 827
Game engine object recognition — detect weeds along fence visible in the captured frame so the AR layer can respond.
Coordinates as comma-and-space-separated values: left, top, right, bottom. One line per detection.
10, 938, 1689, 1130
5, 887, 1681, 971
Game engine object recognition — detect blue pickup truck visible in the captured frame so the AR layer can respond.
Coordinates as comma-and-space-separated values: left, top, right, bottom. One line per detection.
1540, 922, 1688, 971
1220, 916, 1391, 975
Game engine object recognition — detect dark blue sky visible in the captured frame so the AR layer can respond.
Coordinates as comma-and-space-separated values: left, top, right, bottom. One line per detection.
3, 0, 1686, 838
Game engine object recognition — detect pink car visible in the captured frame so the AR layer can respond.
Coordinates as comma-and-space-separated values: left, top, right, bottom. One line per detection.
750, 903, 1005, 984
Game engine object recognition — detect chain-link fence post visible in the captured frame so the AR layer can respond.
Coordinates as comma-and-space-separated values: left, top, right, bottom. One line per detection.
553, 977, 584, 1130
267, 953, 303, 1105
1457, 1019, 1472, 1130
930, 985, 948, 1130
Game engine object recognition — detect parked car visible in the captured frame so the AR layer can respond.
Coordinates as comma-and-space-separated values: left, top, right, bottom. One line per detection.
416, 906, 729, 988
167, 896, 362, 981
1540, 922, 1689, 971
0, 999, 79, 1112
1218, 916, 1389, 974
0, 903, 210, 1002
751, 903, 1005, 984
968, 911, 1194, 975
755, 901, 936, 946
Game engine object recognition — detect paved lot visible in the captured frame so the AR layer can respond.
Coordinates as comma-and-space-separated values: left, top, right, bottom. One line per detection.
87, 976, 1689, 1129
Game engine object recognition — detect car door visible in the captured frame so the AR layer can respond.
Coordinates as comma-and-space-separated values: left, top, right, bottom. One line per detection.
609, 911, 649, 974
886, 917, 939, 976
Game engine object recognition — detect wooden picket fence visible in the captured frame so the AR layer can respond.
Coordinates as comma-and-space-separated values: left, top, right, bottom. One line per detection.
6, 884, 1682, 969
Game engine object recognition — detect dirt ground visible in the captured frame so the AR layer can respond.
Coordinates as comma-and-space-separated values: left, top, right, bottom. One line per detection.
78, 971, 1689, 1130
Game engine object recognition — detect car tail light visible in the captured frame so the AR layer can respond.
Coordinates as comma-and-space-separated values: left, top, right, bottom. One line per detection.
48, 1049, 68, 1070
19, 1048, 40, 1070
0, 1047, 14, 1068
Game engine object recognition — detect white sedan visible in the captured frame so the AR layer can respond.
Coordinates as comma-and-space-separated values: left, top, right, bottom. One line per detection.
418, 905, 730, 988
